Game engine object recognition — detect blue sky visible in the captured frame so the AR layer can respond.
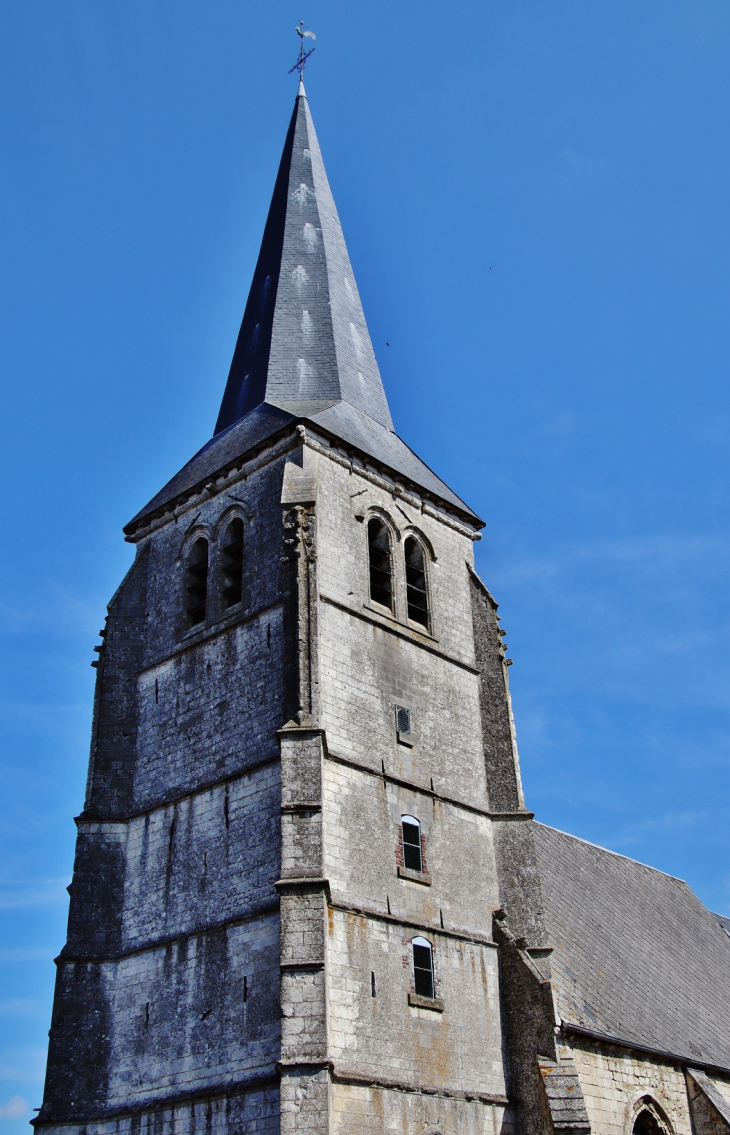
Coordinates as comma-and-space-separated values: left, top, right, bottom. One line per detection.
1, 1, 729, 1128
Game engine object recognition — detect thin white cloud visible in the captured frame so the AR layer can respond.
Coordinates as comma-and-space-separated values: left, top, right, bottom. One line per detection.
0, 581, 104, 638
611, 811, 712, 847
557, 147, 612, 191
503, 533, 730, 586
0, 1046, 48, 1084
0, 1044, 47, 1080
0, 948, 54, 964
0, 877, 70, 910
0, 1001, 41, 1019
0, 1096, 28, 1119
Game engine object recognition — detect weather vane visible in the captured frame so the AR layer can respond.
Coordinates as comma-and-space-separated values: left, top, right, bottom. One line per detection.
288, 21, 316, 81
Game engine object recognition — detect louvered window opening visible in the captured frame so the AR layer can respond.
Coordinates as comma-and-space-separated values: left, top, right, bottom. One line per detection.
402, 818, 422, 873
412, 939, 435, 999
368, 518, 393, 610
185, 538, 209, 627
404, 537, 428, 627
221, 518, 244, 608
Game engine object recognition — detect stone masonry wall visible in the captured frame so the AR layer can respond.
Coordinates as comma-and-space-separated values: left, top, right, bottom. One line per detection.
36, 1087, 280, 1135
39, 448, 297, 1131
324, 759, 499, 937
327, 909, 505, 1094
316, 454, 489, 809
132, 608, 283, 808
313, 449, 511, 1124
120, 763, 280, 949
331, 1081, 510, 1135
566, 1037, 693, 1135
106, 913, 279, 1108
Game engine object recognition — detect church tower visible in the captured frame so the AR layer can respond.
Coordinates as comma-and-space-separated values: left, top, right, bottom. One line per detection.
36, 84, 565, 1135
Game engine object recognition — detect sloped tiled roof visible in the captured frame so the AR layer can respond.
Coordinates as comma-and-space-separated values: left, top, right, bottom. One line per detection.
125, 399, 478, 530
535, 823, 730, 1071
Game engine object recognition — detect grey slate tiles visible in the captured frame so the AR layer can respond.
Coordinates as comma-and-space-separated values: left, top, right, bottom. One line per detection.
216, 85, 393, 435
535, 823, 730, 1071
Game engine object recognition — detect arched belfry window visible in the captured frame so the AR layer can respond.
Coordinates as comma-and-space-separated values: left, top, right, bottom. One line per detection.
221, 517, 244, 609
185, 537, 209, 627
404, 536, 428, 627
411, 936, 435, 999
368, 518, 393, 610
401, 816, 422, 872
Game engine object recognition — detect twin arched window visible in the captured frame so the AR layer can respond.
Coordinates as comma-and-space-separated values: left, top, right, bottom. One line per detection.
184, 517, 245, 629
367, 518, 430, 628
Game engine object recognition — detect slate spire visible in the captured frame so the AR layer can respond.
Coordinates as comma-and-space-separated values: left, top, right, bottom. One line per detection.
215, 83, 394, 435
127, 85, 481, 531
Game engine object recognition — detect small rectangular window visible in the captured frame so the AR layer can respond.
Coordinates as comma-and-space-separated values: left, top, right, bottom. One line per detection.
402, 821, 422, 873
413, 941, 435, 999
395, 705, 411, 735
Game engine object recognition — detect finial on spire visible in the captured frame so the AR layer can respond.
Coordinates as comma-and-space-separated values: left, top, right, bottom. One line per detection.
288, 21, 316, 82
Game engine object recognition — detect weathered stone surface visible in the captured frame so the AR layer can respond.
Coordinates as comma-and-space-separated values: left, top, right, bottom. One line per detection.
687, 1070, 730, 1135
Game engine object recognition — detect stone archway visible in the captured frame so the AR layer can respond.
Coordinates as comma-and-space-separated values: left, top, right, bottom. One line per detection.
629, 1096, 674, 1135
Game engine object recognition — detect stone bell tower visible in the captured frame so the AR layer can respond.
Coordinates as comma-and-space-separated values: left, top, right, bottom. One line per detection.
36, 82, 560, 1135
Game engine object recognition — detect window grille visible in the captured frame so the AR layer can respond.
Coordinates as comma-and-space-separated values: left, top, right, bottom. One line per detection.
395, 705, 411, 735
404, 536, 428, 627
185, 537, 209, 627
368, 518, 393, 610
412, 936, 435, 999
221, 517, 244, 608
401, 816, 422, 873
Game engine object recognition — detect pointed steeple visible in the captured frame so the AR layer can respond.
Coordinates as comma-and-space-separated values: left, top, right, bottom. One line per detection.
215, 85, 394, 435
126, 88, 482, 533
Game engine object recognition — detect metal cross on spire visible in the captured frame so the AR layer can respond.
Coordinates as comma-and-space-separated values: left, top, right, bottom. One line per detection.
288, 21, 316, 80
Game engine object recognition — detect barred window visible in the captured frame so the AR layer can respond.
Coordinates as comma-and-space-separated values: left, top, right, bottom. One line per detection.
395, 705, 411, 735
401, 816, 422, 873
368, 518, 393, 610
185, 538, 209, 627
412, 936, 434, 999
404, 536, 428, 627
221, 518, 244, 608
